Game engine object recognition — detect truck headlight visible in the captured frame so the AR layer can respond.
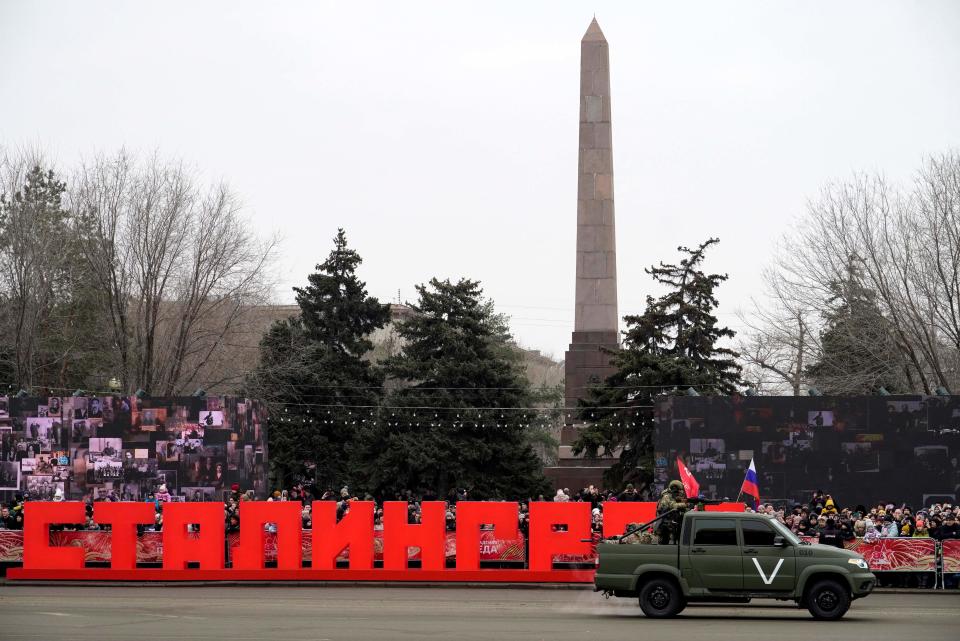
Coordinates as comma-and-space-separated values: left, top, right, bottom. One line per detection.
847, 558, 869, 570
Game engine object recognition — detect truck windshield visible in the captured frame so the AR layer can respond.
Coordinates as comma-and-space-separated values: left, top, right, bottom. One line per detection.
770, 519, 802, 545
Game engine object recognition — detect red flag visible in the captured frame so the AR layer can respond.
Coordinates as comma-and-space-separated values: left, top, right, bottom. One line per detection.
677, 457, 700, 498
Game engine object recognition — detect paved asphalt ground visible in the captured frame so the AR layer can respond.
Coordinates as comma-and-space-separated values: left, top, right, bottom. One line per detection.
0, 586, 956, 641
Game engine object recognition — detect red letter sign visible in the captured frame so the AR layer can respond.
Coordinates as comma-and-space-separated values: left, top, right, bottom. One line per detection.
312, 500, 375, 570
455, 501, 519, 570
382, 501, 446, 570
95, 502, 156, 569
601, 501, 656, 539
233, 501, 303, 570
528, 502, 591, 571
22, 502, 86, 570
162, 502, 224, 569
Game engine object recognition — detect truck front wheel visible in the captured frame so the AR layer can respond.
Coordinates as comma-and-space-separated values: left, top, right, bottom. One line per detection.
804, 579, 851, 620
638, 578, 685, 618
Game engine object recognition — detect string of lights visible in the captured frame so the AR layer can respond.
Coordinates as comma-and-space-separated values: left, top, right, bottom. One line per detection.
2, 384, 655, 430
273, 405, 652, 429
267, 401, 651, 411
5, 385, 696, 402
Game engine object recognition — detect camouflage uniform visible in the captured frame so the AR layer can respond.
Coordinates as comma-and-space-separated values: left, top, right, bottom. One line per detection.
621, 523, 654, 545
656, 480, 688, 544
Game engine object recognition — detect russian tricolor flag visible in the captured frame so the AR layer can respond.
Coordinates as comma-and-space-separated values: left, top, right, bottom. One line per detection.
740, 458, 760, 508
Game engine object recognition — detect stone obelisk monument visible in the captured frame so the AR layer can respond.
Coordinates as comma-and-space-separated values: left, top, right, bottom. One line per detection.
549, 18, 619, 489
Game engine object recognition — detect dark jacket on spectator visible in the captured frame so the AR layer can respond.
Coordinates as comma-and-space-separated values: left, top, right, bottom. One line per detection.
839, 522, 855, 541
818, 525, 844, 548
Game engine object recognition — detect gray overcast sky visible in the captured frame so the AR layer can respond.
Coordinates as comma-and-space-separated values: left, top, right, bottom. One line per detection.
2, 1, 959, 359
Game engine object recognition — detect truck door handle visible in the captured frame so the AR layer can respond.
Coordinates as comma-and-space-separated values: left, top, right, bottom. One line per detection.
691, 547, 706, 554
743, 548, 758, 554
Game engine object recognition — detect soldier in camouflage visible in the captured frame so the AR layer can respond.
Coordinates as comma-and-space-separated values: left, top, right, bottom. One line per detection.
621, 523, 654, 545
656, 480, 689, 544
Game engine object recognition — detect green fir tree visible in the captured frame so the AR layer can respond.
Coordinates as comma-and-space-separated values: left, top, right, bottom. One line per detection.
573, 238, 741, 492
249, 229, 390, 491
806, 256, 907, 394
0, 165, 101, 391
359, 278, 551, 500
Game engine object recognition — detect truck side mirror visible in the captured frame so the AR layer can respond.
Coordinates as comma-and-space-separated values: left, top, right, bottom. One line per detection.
773, 535, 787, 547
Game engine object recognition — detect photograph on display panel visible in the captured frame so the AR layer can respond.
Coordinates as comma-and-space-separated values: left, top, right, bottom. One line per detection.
0, 396, 268, 501
181, 486, 217, 502
199, 410, 224, 428
0, 426, 14, 462
0, 461, 19, 490
656, 395, 960, 507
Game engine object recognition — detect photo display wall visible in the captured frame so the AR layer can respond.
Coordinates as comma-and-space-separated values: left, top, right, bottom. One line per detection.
0, 396, 268, 501
655, 395, 960, 508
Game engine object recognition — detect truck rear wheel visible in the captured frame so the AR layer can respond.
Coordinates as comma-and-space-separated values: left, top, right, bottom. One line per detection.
804, 579, 851, 620
638, 578, 685, 618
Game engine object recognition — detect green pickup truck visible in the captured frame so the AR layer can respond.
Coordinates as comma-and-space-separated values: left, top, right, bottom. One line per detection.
595, 511, 875, 620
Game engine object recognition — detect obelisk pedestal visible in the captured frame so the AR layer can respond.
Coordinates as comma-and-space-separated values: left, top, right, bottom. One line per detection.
547, 18, 620, 490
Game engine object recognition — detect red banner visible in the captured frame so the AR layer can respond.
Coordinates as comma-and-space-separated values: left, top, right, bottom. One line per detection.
800, 536, 936, 572
943, 540, 960, 573
49, 531, 111, 563
845, 538, 936, 572
0, 530, 177, 564
0, 531, 22, 562
2, 529, 591, 565
227, 531, 537, 563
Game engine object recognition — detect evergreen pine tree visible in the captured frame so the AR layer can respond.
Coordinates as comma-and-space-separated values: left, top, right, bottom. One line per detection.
249, 229, 389, 490
573, 238, 741, 492
359, 278, 551, 499
0, 165, 100, 390
806, 256, 907, 394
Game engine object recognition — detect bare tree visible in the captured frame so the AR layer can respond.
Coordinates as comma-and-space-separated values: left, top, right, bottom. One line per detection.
70, 151, 277, 395
71, 152, 134, 388
737, 268, 817, 395
744, 151, 960, 394
153, 184, 276, 394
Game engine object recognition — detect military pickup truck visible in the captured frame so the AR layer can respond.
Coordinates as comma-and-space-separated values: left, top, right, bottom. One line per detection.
595, 511, 875, 620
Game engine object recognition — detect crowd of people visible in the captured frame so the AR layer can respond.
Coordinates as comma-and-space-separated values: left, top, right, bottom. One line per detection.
753, 490, 960, 543
1, 483, 959, 547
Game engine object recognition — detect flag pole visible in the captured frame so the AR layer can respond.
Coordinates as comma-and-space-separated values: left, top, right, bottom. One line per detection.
738, 461, 749, 505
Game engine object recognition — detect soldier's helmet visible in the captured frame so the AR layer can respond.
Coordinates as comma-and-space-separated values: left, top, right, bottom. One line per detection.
668, 480, 685, 494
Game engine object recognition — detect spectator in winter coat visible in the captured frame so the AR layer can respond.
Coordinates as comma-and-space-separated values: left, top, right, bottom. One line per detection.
938, 514, 960, 540
880, 515, 899, 538
822, 497, 839, 516
810, 490, 825, 512
853, 519, 867, 537
818, 519, 844, 548
839, 520, 855, 542
155, 484, 172, 503
913, 520, 930, 537
0, 506, 14, 529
